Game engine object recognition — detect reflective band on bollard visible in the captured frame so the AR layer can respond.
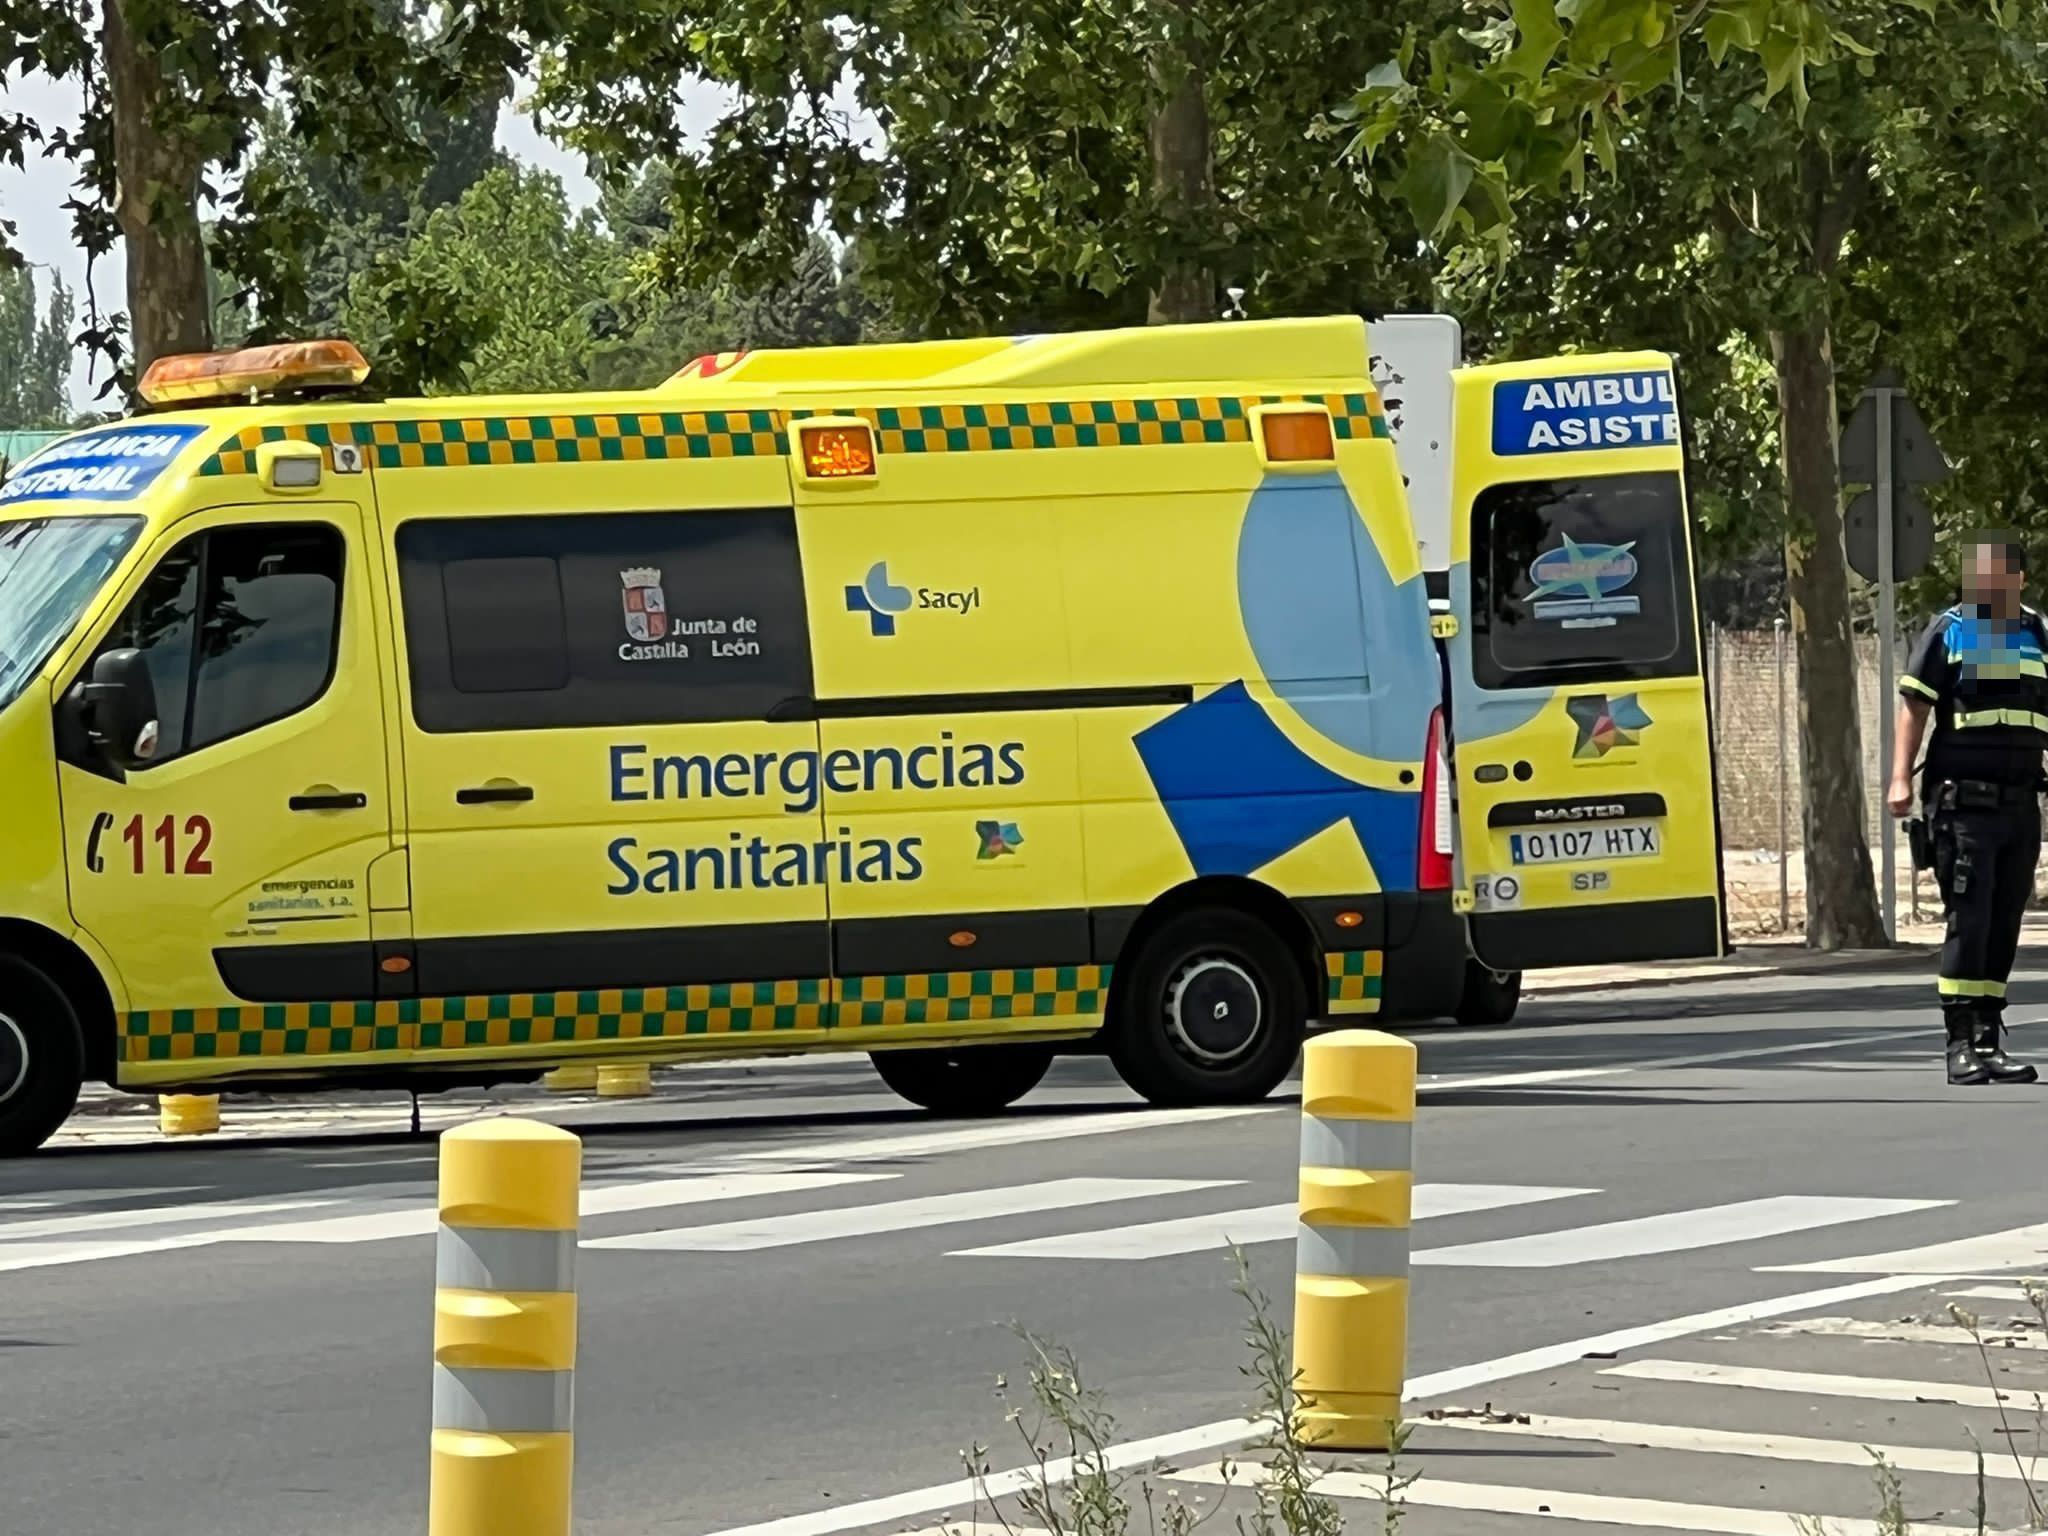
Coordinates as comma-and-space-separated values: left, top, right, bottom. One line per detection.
1290, 1028, 1415, 1452
431, 1118, 581, 1536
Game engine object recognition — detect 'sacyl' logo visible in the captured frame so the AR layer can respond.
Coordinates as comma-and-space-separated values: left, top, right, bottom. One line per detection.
846, 561, 914, 636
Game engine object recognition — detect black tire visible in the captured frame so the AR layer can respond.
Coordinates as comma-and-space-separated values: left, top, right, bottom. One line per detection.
0, 957, 85, 1157
869, 1042, 1053, 1115
1454, 959, 1522, 1026
1107, 908, 1306, 1106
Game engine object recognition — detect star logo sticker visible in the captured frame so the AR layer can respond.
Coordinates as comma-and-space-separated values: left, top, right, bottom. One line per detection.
1531, 534, 1638, 601
1567, 693, 1652, 759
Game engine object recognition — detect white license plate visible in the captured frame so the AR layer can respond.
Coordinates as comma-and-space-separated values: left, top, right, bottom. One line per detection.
1508, 821, 1661, 865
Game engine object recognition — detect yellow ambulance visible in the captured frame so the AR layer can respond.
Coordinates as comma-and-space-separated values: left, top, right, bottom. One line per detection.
0, 317, 1723, 1153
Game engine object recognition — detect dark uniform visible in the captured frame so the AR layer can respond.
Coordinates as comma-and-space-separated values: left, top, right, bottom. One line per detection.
1902, 604, 2048, 1084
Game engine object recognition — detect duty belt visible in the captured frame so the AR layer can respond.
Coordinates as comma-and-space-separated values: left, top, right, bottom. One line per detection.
1931, 778, 2041, 811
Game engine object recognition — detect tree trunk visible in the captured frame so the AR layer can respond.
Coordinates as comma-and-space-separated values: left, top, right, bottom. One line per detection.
1773, 317, 1884, 950
105, 0, 213, 371
1146, 0, 1214, 325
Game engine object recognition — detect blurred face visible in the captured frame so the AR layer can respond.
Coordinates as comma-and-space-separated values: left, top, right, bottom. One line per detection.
1964, 539, 2025, 616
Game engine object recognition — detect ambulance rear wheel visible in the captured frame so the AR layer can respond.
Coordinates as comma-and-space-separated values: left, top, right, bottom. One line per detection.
1455, 960, 1521, 1026
869, 1043, 1053, 1115
1109, 909, 1305, 1106
0, 958, 84, 1157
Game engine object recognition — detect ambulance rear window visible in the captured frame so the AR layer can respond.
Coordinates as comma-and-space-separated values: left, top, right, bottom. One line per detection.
1471, 470, 1697, 690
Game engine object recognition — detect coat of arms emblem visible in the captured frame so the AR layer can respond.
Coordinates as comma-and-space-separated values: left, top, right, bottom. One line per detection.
620, 566, 667, 642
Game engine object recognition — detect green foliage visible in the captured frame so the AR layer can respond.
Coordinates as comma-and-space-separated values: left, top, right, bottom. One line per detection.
0, 0, 519, 371
0, 267, 74, 430
1425, 1, 2048, 623
515, 0, 1453, 335
342, 165, 612, 395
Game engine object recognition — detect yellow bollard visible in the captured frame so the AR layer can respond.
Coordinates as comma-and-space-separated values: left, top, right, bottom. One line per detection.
543, 1065, 597, 1093
1291, 1028, 1415, 1451
431, 1118, 580, 1536
159, 1094, 220, 1136
595, 1062, 652, 1099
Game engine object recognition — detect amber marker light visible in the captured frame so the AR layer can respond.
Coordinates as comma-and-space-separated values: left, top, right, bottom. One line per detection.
1259, 408, 1336, 463
800, 422, 877, 479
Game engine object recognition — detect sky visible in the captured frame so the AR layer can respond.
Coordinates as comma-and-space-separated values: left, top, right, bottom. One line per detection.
0, 69, 606, 411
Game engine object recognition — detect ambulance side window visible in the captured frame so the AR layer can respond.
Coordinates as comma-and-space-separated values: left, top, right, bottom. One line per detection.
1470, 470, 1697, 691
97, 523, 345, 762
396, 509, 813, 731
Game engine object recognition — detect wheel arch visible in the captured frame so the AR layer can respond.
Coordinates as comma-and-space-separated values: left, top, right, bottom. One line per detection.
1106, 876, 1322, 1025
0, 920, 119, 1084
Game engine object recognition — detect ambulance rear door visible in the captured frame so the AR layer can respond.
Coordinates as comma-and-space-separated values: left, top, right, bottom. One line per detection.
1443, 352, 1726, 970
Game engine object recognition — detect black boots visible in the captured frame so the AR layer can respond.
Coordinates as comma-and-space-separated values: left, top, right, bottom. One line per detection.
1974, 1014, 2039, 1084
1946, 1007, 2039, 1085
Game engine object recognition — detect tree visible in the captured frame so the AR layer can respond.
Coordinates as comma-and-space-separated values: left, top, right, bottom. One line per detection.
519, 0, 1452, 337
1354, 1, 2048, 949
0, 267, 74, 429
343, 165, 615, 396
0, 0, 517, 375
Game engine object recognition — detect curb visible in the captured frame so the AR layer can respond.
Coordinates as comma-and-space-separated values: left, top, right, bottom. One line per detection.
1526, 943, 1940, 997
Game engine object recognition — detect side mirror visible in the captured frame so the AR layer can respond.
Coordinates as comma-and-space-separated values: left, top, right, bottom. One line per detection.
79, 649, 161, 772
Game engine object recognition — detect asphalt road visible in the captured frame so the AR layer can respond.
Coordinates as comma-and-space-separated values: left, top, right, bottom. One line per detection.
8, 956, 2048, 1536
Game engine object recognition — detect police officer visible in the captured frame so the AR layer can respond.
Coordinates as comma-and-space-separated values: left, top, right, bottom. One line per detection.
1888, 534, 2045, 1085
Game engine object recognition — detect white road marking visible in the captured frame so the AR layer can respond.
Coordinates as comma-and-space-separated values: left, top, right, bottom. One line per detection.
725, 1106, 1271, 1167
1167, 1465, 1997, 1536
0, 1185, 205, 1211
1415, 1195, 1949, 1269
587, 1177, 1235, 1252
1601, 1357, 2048, 1411
1759, 1316, 2048, 1350
1948, 1284, 2042, 1302
228, 1172, 907, 1245
952, 1183, 1596, 1260
694, 1272, 1943, 1536
1419, 1025, 1928, 1095
0, 1196, 332, 1242
1430, 1411, 2040, 1483
1767, 1221, 2048, 1276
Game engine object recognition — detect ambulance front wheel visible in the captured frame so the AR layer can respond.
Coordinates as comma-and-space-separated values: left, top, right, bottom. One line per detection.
0, 957, 85, 1157
869, 1042, 1054, 1115
1455, 959, 1522, 1026
1108, 908, 1305, 1106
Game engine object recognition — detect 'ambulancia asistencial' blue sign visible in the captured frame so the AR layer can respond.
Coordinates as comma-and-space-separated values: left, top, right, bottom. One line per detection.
0, 423, 207, 506
1492, 370, 1681, 456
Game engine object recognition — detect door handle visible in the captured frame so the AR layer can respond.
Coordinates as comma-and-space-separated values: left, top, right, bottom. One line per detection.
289, 790, 368, 812
457, 783, 534, 805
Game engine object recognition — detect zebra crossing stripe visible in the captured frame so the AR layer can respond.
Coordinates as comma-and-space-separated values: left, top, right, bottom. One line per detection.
1165, 1464, 1991, 1536
952, 1183, 1595, 1260
1415, 1195, 1949, 1269
1601, 1357, 2046, 1412
584, 1177, 1238, 1252
1426, 1412, 2033, 1483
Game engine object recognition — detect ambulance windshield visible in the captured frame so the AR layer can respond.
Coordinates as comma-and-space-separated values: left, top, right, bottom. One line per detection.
0, 516, 144, 710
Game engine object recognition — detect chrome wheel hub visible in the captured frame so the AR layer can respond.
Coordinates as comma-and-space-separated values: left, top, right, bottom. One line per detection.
1165, 958, 1263, 1065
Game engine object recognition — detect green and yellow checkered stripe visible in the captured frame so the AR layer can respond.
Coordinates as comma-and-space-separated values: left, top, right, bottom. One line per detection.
195, 391, 1388, 477
121, 1000, 409, 1063
199, 411, 783, 476
837, 965, 1110, 1027
120, 967, 1109, 1062
1325, 950, 1386, 1011
790, 392, 1387, 454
